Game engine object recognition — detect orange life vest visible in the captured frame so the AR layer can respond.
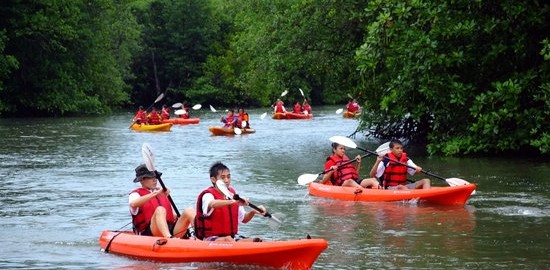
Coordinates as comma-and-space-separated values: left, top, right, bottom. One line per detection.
148, 112, 161, 124
130, 188, 176, 234
326, 154, 359, 186
237, 113, 249, 128
194, 186, 239, 240
134, 110, 147, 124
382, 152, 409, 187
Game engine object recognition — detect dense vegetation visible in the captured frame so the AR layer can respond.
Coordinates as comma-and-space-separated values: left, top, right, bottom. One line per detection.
0, 0, 547, 155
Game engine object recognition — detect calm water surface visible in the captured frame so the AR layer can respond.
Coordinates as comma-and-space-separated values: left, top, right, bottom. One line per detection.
0, 106, 548, 269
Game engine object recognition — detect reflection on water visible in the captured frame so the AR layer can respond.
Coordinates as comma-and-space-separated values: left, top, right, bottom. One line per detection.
0, 108, 549, 269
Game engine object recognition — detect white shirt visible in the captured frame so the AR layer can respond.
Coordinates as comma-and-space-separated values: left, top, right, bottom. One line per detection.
375, 159, 418, 178
201, 193, 246, 223
128, 190, 145, 216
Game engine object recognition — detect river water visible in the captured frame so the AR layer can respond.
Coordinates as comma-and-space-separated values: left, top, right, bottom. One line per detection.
0, 106, 548, 269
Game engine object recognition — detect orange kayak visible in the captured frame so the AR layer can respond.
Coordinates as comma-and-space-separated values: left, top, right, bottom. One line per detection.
99, 230, 327, 269
130, 123, 172, 131
308, 182, 476, 205
162, 118, 200, 125
208, 126, 256, 136
342, 111, 360, 118
272, 112, 313, 120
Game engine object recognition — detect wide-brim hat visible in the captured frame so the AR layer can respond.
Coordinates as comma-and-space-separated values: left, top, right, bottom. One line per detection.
133, 164, 155, 183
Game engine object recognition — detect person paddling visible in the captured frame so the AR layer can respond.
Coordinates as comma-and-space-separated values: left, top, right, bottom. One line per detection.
272, 98, 287, 113
320, 142, 380, 189
160, 105, 170, 120
221, 110, 237, 128
236, 108, 250, 129
129, 164, 195, 238
147, 107, 161, 125
194, 162, 266, 242
302, 99, 312, 114
133, 106, 147, 124
369, 139, 431, 190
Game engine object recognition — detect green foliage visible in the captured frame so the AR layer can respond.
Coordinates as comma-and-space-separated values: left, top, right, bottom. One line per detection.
356, 0, 549, 155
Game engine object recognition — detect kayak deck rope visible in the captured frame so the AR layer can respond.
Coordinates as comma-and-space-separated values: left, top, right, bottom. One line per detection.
104, 222, 132, 253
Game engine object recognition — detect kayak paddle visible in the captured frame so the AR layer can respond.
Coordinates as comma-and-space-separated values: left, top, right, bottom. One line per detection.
297, 153, 371, 186
329, 136, 473, 187
215, 180, 283, 229
141, 143, 181, 217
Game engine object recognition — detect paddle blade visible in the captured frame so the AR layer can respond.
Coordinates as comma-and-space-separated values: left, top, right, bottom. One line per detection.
141, 143, 156, 171
260, 112, 267, 119
171, 102, 183, 108
446, 178, 471, 186
335, 108, 343, 114
215, 180, 233, 198
303, 110, 309, 115
234, 127, 242, 135
281, 89, 288, 97
299, 88, 304, 97
376, 142, 391, 155
347, 93, 353, 99
329, 136, 357, 149
209, 105, 217, 112
241, 121, 247, 128
297, 174, 319, 185
174, 109, 186, 115
154, 93, 165, 103
267, 213, 285, 230
192, 104, 202, 110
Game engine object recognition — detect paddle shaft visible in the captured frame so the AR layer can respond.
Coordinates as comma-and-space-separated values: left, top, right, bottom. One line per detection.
358, 147, 448, 182
321, 153, 371, 176
233, 194, 273, 219
154, 171, 181, 217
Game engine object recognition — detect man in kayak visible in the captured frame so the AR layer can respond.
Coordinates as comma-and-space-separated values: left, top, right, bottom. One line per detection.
160, 105, 170, 120
293, 101, 302, 113
194, 162, 266, 242
346, 99, 361, 113
129, 164, 196, 238
272, 98, 287, 113
147, 107, 161, 125
133, 106, 147, 124
236, 108, 250, 129
320, 142, 381, 189
302, 99, 312, 115
369, 139, 431, 190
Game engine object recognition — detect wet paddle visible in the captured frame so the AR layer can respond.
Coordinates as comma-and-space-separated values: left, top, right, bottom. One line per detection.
129, 93, 164, 129
215, 180, 283, 228
172, 102, 183, 108
335, 108, 343, 114
141, 143, 180, 217
261, 90, 289, 120
329, 136, 472, 187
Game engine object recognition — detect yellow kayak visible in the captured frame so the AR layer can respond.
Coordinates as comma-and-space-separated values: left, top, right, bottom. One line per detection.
130, 123, 172, 131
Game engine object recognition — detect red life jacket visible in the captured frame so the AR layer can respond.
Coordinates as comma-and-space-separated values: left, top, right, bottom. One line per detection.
130, 188, 176, 234
134, 110, 147, 124
326, 154, 359, 186
194, 186, 239, 240
223, 115, 236, 128
382, 152, 409, 187
275, 102, 285, 113
347, 102, 359, 113
303, 104, 312, 114
161, 108, 170, 120
148, 112, 161, 124
293, 104, 302, 113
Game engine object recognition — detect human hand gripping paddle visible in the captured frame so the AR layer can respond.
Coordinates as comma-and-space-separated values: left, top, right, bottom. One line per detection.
215, 180, 283, 229
329, 136, 473, 187
260, 89, 289, 120
129, 93, 165, 129
210, 105, 242, 135
141, 143, 180, 217
297, 142, 390, 186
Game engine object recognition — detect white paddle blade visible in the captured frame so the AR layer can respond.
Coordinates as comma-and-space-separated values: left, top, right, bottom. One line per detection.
234, 127, 242, 135
299, 88, 304, 97
347, 93, 353, 99
174, 109, 186, 115
154, 93, 165, 103
241, 121, 247, 128
281, 89, 288, 97
215, 180, 233, 198
171, 102, 183, 108
376, 142, 391, 155
209, 105, 217, 112
192, 104, 202, 110
303, 110, 309, 115
260, 112, 267, 119
335, 108, 343, 114
445, 178, 471, 186
141, 143, 156, 171
297, 174, 319, 185
329, 136, 357, 149
267, 213, 285, 230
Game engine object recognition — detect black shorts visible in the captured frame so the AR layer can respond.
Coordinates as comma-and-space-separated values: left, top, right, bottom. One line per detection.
139, 222, 175, 236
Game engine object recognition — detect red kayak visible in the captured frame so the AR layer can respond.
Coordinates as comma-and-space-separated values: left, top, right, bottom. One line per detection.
162, 118, 200, 125
308, 182, 476, 205
99, 230, 327, 269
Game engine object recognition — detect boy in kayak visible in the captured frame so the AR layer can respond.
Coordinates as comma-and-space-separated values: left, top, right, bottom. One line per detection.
272, 98, 287, 113
221, 110, 237, 128
133, 106, 147, 124
129, 164, 196, 238
194, 162, 266, 242
369, 139, 431, 190
320, 142, 381, 189
302, 99, 312, 115
236, 108, 250, 129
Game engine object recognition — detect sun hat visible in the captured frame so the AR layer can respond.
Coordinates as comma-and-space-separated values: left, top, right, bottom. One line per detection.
133, 164, 156, 183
